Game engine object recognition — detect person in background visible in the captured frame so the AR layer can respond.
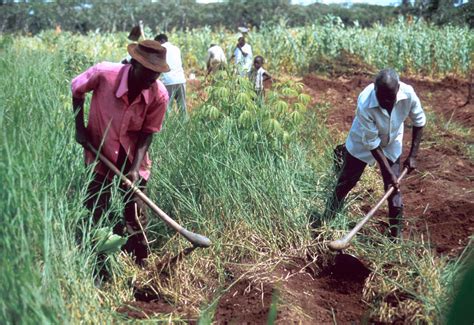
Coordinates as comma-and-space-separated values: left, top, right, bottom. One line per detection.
155, 33, 187, 115
318, 69, 426, 240
206, 43, 227, 77
71, 40, 170, 266
248, 55, 272, 97
231, 35, 253, 77
121, 21, 145, 64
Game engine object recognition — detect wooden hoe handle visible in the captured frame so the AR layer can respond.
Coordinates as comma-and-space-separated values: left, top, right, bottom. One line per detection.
87, 143, 211, 248
328, 168, 408, 251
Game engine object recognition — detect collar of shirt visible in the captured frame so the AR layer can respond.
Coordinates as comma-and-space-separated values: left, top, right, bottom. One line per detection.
367, 86, 408, 109
115, 64, 152, 105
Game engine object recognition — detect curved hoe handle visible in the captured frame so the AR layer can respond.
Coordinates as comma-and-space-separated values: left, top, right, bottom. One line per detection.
87, 143, 211, 248
328, 168, 408, 251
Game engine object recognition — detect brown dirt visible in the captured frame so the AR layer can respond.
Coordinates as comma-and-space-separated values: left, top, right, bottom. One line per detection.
214, 276, 274, 324
214, 257, 369, 324
117, 301, 175, 320
118, 73, 473, 323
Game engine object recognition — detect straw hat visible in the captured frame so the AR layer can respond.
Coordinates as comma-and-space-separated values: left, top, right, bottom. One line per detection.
127, 40, 170, 73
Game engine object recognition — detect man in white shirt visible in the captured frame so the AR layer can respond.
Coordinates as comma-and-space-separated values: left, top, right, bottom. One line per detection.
322, 69, 426, 239
232, 36, 253, 76
206, 44, 227, 76
155, 34, 187, 114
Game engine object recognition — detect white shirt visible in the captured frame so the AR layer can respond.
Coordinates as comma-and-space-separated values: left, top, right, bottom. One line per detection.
249, 67, 267, 90
160, 42, 186, 86
346, 82, 426, 165
233, 43, 253, 74
207, 45, 227, 65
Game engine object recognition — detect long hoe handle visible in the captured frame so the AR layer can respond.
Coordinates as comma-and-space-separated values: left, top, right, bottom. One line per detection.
87, 143, 211, 248
328, 168, 408, 251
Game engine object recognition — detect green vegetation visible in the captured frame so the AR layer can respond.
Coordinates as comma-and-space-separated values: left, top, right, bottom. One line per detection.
200, 18, 472, 77
10, 18, 473, 79
0, 23, 472, 323
1, 0, 472, 34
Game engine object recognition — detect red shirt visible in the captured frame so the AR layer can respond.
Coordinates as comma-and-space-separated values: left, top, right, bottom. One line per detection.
71, 62, 169, 180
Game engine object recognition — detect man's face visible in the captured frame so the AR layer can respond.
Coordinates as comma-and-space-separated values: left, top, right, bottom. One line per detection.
134, 62, 160, 89
238, 37, 245, 47
375, 84, 399, 110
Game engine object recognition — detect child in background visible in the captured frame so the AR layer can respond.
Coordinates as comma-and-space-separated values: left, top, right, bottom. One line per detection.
248, 55, 272, 97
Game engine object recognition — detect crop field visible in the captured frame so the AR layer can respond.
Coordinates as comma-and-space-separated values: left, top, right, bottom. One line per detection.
1, 20, 473, 324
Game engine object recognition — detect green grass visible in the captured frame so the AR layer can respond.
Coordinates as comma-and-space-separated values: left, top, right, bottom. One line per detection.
0, 32, 472, 324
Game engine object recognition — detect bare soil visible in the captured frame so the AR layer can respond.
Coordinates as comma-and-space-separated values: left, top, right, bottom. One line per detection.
214, 257, 370, 324
119, 73, 473, 323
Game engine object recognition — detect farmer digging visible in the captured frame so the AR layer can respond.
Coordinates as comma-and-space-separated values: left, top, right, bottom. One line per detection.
321, 69, 426, 239
71, 40, 170, 265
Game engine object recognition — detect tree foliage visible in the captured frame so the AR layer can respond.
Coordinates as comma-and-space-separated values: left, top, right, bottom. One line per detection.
0, 0, 471, 35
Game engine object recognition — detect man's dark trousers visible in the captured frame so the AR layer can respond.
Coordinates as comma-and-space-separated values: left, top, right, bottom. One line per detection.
325, 148, 404, 237
85, 146, 149, 264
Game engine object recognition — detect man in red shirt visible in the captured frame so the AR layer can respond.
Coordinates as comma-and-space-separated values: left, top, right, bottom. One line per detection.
71, 40, 170, 265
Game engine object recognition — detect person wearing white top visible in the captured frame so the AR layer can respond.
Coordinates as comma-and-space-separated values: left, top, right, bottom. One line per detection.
319, 69, 426, 239
206, 44, 227, 76
232, 36, 253, 76
155, 34, 187, 114
248, 56, 272, 96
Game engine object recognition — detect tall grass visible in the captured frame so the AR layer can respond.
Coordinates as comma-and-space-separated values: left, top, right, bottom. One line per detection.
0, 42, 135, 324
0, 35, 331, 323
0, 30, 471, 323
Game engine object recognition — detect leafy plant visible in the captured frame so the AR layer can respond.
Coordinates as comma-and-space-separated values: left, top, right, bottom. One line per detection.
193, 72, 310, 151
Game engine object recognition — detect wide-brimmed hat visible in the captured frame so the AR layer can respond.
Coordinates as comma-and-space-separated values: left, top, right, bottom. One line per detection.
127, 40, 170, 73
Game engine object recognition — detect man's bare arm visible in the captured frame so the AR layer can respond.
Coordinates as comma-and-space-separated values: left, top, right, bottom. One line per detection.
371, 147, 399, 190
128, 132, 154, 183
404, 126, 423, 173
72, 97, 88, 147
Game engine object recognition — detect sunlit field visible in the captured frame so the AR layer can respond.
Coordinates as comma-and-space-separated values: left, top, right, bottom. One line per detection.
0, 20, 472, 323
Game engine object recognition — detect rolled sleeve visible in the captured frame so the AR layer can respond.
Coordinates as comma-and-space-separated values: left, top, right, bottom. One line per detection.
71, 65, 100, 99
408, 89, 426, 127
141, 94, 168, 134
357, 106, 381, 150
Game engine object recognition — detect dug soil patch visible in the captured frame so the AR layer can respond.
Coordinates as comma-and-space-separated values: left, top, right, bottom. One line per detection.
213, 257, 369, 323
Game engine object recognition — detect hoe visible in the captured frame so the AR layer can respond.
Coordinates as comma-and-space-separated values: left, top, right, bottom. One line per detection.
87, 143, 212, 250
329, 168, 408, 276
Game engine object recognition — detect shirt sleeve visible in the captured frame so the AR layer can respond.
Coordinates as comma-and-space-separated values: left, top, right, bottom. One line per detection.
356, 105, 381, 151
141, 91, 169, 134
408, 88, 426, 127
71, 64, 100, 99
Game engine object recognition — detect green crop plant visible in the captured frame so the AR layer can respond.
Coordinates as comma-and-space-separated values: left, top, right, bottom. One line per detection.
166, 18, 473, 77
193, 72, 310, 152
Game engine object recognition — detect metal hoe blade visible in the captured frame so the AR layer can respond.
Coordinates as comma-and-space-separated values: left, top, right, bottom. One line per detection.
333, 252, 371, 280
